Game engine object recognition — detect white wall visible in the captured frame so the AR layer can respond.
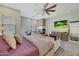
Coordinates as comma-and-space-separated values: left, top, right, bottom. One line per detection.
21, 17, 37, 34
46, 9, 79, 35
21, 17, 32, 33
46, 17, 69, 34
0, 5, 21, 34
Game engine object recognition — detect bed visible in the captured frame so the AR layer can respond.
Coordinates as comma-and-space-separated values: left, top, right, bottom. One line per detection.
22, 33, 61, 56
0, 36, 39, 56
0, 32, 61, 56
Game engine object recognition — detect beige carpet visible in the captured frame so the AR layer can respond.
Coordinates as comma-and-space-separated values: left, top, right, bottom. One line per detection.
54, 47, 79, 56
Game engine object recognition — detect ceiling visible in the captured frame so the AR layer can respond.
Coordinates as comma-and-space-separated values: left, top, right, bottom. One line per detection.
1, 3, 79, 19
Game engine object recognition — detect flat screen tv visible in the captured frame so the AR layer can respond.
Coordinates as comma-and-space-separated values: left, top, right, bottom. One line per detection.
54, 20, 68, 28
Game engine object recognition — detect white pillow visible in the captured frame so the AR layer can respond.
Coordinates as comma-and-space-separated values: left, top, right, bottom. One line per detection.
0, 32, 2, 35
14, 34, 22, 44
3, 32, 16, 49
0, 26, 3, 35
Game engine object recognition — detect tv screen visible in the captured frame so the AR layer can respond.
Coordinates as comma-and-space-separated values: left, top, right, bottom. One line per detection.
54, 20, 68, 28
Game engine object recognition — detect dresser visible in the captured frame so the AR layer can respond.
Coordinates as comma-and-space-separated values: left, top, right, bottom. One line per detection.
50, 32, 69, 41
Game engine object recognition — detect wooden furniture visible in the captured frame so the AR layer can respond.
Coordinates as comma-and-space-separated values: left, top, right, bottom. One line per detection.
61, 32, 69, 41
37, 19, 46, 34
50, 32, 69, 41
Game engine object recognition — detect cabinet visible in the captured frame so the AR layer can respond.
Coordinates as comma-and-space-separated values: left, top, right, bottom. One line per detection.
50, 32, 69, 41
61, 32, 69, 41
37, 19, 46, 34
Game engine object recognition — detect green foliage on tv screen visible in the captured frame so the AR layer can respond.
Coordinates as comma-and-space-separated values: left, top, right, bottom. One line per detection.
54, 20, 68, 28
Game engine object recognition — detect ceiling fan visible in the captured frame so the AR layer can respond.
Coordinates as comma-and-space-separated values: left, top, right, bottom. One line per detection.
42, 3, 57, 15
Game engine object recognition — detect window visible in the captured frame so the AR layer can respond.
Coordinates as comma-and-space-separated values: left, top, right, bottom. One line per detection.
69, 21, 79, 41
2, 15, 16, 33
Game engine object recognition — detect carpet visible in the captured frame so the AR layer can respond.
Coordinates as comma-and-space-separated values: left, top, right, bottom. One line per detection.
54, 47, 79, 56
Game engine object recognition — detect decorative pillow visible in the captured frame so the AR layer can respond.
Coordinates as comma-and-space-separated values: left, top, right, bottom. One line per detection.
3, 32, 16, 49
0, 32, 2, 36
14, 34, 22, 44
49, 34, 57, 41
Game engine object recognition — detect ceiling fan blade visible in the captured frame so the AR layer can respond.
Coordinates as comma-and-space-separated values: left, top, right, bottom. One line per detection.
47, 4, 57, 10
44, 3, 49, 8
46, 10, 50, 15
47, 10, 56, 12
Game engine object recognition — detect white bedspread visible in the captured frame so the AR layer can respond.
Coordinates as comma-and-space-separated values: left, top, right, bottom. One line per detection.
23, 33, 60, 56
